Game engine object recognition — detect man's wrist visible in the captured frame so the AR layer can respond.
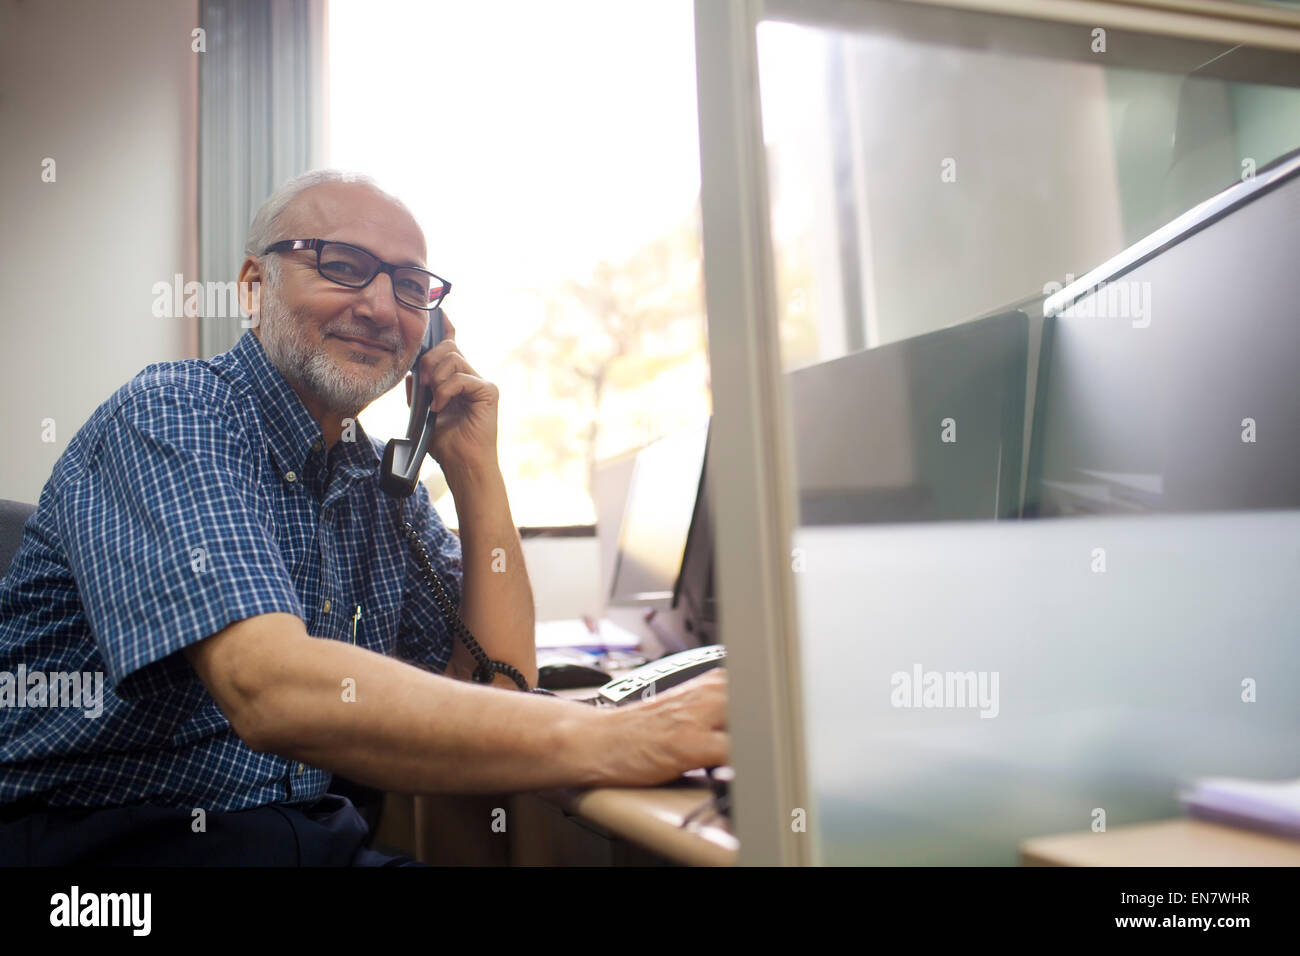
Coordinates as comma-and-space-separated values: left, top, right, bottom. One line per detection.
443, 455, 503, 500
554, 704, 619, 789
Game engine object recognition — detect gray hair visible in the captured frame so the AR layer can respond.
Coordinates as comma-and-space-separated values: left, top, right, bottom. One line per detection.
243, 168, 412, 287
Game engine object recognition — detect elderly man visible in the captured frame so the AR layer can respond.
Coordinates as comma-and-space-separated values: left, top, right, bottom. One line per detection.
0, 170, 728, 865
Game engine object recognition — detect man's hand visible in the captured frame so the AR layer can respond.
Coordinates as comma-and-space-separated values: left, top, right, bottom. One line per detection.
592, 670, 730, 787
406, 310, 498, 482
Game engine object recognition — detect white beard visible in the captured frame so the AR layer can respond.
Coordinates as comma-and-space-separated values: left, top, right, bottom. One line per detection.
256, 286, 407, 417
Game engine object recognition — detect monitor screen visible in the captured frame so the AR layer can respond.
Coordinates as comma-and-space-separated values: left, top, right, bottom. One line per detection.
608, 420, 710, 607
673, 422, 717, 643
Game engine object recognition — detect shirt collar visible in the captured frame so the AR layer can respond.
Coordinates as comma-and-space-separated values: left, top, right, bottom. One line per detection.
228, 331, 380, 479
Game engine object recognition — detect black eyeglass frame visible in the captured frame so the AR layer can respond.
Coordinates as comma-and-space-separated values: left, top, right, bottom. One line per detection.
262, 238, 451, 312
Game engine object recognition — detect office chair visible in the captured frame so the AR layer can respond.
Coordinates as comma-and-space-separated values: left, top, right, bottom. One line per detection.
0, 499, 36, 577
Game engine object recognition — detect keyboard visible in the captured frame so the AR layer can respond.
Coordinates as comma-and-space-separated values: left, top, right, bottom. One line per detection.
591, 644, 727, 707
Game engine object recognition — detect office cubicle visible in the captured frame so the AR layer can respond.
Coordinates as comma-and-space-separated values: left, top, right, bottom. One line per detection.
694, 0, 1300, 865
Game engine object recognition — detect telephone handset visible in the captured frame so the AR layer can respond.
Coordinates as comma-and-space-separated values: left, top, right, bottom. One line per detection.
381, 307, 550, 694
380, 309, 443, 500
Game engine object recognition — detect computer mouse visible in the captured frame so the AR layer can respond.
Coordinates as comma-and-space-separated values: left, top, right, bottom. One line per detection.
537, 662, 613, 690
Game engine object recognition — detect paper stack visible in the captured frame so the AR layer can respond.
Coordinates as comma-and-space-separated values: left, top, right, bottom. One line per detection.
1180, 777, 1300, 840
534, 616, 642, 651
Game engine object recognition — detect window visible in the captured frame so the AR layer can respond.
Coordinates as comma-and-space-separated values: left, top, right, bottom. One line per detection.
328, 0, 711, 528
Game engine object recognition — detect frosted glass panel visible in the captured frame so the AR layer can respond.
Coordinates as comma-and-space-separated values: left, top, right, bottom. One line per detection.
795, 512, 1300, 865
756, 2, 1300, 866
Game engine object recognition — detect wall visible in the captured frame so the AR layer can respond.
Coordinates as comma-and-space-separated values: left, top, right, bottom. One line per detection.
0, 0, 198, 504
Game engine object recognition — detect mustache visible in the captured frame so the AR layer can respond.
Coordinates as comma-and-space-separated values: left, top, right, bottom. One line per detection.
327, 327, 403, 352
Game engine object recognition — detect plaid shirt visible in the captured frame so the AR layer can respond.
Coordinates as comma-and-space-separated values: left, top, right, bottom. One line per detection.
0, 330, 463, 812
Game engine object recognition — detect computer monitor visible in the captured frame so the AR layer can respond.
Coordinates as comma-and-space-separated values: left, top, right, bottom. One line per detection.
786, 310, 1029, 525
1025, 147, 1300, 517
673, 422, 717, 647
608, 419, 710, 608
607, 419, 716, 652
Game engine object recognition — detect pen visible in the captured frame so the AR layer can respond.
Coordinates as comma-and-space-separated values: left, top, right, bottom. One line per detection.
582, 615, 612, 656
351, 604, 362, 644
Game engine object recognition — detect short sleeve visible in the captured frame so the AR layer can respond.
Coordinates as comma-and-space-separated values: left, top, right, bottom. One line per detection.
395, 480, 464, 674
58, 385, 304, 700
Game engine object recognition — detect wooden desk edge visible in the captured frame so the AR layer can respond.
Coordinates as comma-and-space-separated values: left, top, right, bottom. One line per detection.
535, 785, 738, 867
1019, 817, 1300, 867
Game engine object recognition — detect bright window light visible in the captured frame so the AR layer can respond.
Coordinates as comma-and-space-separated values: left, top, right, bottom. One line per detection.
328, 0, 711, 528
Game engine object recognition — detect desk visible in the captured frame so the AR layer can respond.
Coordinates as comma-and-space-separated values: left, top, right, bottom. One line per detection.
1020, 819, 1300, 866
405, 780, 736, 867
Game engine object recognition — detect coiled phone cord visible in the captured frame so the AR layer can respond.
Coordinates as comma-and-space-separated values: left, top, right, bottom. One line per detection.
396, 498, 552, 695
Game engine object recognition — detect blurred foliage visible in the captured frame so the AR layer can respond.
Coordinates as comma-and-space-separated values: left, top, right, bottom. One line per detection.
497, 195, 823, 526
505, 210, 711, 511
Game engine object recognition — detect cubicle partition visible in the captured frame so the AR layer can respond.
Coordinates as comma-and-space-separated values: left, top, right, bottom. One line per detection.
796, 148, 1300, 864
694, 0, 1300, 865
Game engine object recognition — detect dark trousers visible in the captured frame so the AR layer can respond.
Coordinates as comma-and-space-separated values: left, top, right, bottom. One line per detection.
0, 793, 426, 866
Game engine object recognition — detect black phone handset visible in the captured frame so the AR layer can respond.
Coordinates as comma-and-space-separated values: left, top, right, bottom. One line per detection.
379, 309, 441, 500
381, 307, 548, 694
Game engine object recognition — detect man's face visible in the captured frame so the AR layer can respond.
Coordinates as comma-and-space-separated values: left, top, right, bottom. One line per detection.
252, 182, 430, 416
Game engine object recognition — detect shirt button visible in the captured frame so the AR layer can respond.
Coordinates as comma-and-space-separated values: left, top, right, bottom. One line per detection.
284, 471, 298, 483
312, 439, 323, 452
297, 763, 305, 776
322, 598, 332, 613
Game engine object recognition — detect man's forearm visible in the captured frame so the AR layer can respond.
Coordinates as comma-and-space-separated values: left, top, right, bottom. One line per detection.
444, 460, 537, 687
196, 612, 727, 794
253, 629, 607, 794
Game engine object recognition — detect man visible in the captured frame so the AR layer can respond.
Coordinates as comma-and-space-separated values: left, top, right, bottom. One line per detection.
0, 170, 728, 865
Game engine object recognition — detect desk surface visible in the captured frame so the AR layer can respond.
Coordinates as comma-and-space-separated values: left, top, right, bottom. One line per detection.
537, 783, 737, 867
1020, 818, 1300, 866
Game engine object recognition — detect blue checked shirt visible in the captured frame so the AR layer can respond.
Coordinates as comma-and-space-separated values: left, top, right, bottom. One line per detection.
0, 330, 463, 811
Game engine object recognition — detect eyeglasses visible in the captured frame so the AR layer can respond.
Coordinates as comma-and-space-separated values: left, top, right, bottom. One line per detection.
262, 238, 451, 312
